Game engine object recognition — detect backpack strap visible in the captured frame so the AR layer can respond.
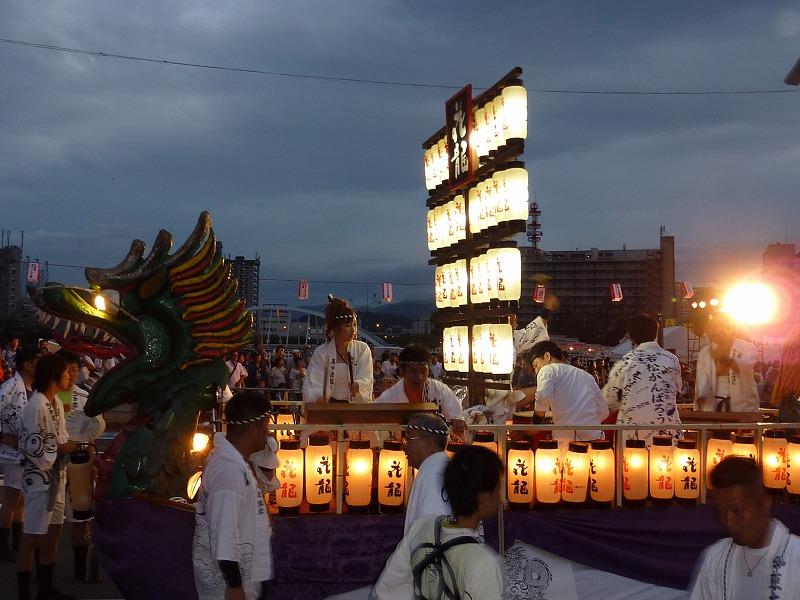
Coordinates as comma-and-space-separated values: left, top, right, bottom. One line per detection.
410, 516, 479, 600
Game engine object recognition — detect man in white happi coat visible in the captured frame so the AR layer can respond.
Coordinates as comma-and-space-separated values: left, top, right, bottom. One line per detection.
376, 345, 465, 436
695, 314, 759, 413
603, 314, 682, 446
403, 413, 450, 534
690, 456, 800, 600
0, 346, 40, 562
193, 391, 273, 600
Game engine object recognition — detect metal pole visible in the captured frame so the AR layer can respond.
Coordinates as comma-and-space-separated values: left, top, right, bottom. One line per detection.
335, 428, 345, 515
614, 427, 624, 508
699, 428, 707, 505
498, 426, 507, 558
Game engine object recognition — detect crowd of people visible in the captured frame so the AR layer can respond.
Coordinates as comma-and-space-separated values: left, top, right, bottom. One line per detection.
0, 339, 107, 600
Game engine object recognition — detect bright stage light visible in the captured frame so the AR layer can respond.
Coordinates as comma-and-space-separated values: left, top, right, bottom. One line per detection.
721, 282, 779, 326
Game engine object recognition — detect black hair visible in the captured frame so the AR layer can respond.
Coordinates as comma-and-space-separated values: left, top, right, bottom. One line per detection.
710, 455, 763, 492
13, 345, 41, 371
324, 296, 356, 338
530, 340, 563, 362
399, 344, 429, 365
56, 349, 81, 366
627, 314, 659, 346
224, 390, 271, 435
444, 445, 503, 519
33, 353, 69, 393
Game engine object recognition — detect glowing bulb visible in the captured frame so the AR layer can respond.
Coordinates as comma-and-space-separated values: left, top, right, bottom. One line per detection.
698, 301, 707, 309
94, 295, 107, 312
709, 298, 719, 307
350, 458, 370, 475
629, 455, 643, 468
721, 282, 779, 326
192, 432, 210, 453
691, 302, 698, 309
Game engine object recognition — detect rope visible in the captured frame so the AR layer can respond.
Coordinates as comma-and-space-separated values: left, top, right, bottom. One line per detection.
224, 409, 271, 426
406, 423, 449, 436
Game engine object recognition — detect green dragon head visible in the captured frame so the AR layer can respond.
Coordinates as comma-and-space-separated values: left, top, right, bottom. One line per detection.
28, 212, 252, 498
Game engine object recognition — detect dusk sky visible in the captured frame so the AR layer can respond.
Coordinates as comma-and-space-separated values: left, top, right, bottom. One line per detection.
2, 2, 799, 307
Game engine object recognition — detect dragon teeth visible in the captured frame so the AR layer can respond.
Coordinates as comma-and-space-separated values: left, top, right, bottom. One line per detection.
79, 323, 86, 336
52, 317, 61, 330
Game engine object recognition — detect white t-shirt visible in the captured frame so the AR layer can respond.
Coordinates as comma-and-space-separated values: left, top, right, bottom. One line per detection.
534, 363, 609, 442
404, 452, 450, 534
374, 515, 503, 600
226, 361, 247, 389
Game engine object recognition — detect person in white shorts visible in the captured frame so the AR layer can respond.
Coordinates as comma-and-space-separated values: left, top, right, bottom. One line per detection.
0, 345, 41, 562
16, 353, 77, 600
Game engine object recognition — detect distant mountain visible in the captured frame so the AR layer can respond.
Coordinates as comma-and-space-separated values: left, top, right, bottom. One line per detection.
301, 300, 434, 321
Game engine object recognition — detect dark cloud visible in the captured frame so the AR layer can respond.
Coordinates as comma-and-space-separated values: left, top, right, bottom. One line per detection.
2, 1, 799, 306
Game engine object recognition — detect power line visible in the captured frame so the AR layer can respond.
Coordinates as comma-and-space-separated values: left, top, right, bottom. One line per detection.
2, 37, 799, 96
17, 258, 430, 286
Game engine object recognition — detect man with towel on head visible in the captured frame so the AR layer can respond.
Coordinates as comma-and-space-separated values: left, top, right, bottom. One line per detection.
403, 413, 451, 534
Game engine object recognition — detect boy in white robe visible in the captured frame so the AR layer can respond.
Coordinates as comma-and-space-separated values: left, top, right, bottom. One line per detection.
373, 446, 504, 600
690, 456, 800, 600
193, 391, 274, 600
403, 414, 450, 534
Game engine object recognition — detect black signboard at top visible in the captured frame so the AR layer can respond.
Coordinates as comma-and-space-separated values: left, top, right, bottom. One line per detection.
445, 84, 474, 190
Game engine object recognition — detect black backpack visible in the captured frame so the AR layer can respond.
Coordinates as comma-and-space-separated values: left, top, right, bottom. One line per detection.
410, 516, 479, 600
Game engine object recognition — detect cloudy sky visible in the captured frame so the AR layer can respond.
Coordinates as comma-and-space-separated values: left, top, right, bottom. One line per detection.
2, 1, 799, 307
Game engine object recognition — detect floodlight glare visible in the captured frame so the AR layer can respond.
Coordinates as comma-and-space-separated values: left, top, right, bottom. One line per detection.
721, 282, 779, 326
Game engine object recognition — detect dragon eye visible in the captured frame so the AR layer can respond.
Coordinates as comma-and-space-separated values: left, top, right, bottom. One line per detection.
94, 289, 121, 315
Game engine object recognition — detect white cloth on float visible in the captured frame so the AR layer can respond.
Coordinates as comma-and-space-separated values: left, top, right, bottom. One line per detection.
694, 338, 759, 413
403, 451, 450, 534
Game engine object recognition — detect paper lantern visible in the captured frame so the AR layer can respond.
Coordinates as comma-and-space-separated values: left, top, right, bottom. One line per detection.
623, 439, 649, 501
471, 107, 486, 159
484, 98, 499, 154
277, 439, 304, 513
507, 440, 535, 508
454, 326, 469, 373
471, 324, 488, 373
487, 323, 514, 375
186, 470, 202, 501
454, 259, 467, 307
434, 205, 448, 249
562, 442, 590, 504
674, 440, 700, 501
305, 434, 334, 511
535, 440, 562, 505
426, 208, 437, 251
274, 409, 296, 442
453, 195, 466, 243
483, 179, 497, 231
501, 167, 529, 223
345, 439, 373, 508
468, 185, 482, 235
444, 201, 456, 248
378, 439, 408, 508
732, 433, 758, 461
787, 435, 800, 495
435, 265, 447, 309
706, 431, 733, 487
436, 138, 448, 186
501, 85, 527, 141
762, 430, 787, 490
489, 247, 521, 302
424, 147, 434, 191
589, 440, 615, 503
649, 436, 674, 501
446, 440, 467, 459
472, 431, 498, 454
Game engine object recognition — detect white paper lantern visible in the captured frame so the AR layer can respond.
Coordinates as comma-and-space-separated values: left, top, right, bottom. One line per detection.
426, 208, 437, 251
276, 439, 304, 512
487, 324, 514, 375
732, 434, 758, 461
501, 85, 527, 141
562, 442, 590, 504
453, 195, 466, 243
623, 438, 649, 502
761, 431, 787, 491
472, 431, 498, 454
673, 439, 700, 501
483, 179, 497, 230
488, 247, 521, 302
436, 138, 447, 186
471, 324, 487, 373
455, 325, 469, 373
589, 439, 615, 503
649, 436, 674, 501
706, 431, 733, 487
507, 440, 535, 507
502, 167, 529, 223
468, 185, 482, 235
378, 439, 408, 508
345, 439, 373, 508
787, 435, 800, 495
535, 440, 562, 505
435, 266, 447, 309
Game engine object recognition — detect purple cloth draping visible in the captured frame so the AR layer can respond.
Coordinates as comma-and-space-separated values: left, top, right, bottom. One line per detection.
93, 497, 800, 599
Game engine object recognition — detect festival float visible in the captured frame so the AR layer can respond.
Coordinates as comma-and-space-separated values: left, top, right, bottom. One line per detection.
25, 68, 800, 600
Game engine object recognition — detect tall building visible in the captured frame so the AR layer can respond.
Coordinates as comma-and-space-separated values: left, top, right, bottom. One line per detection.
518, 235, 676, 345
0, 245, 22, 323
763, 243, 799, 279
227, 255, 260, 308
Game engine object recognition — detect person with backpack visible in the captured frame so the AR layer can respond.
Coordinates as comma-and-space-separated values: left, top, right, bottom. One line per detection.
372, 445, 504, 599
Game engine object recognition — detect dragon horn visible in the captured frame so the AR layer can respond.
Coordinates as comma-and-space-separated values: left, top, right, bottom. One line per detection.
86, 239, 146, 287
164, 211, 212, 271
